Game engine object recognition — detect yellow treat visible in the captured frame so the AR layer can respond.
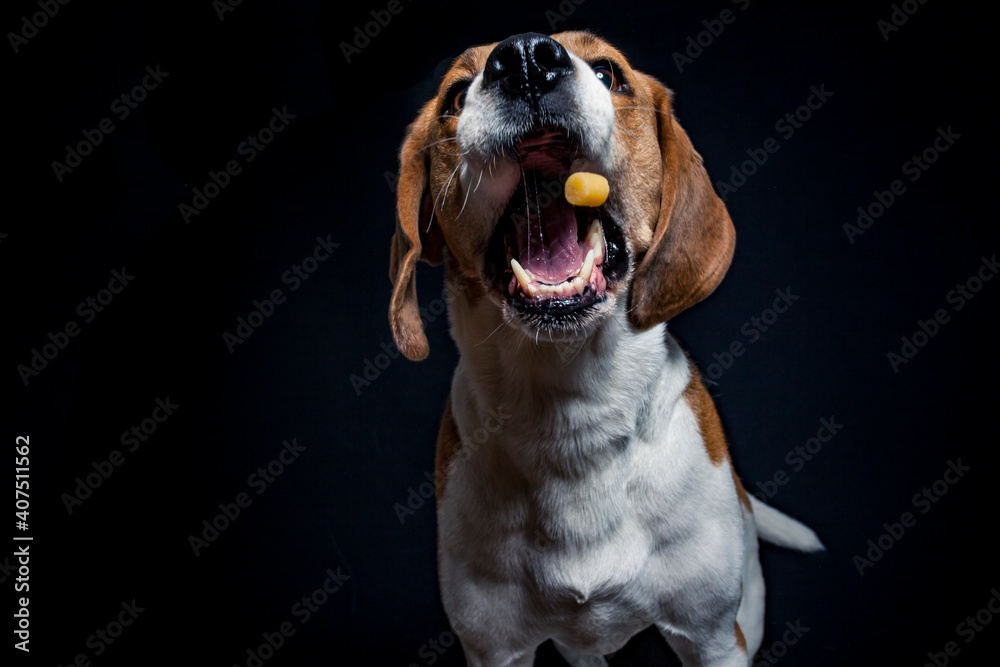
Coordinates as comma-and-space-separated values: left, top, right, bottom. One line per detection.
564, 172, 609, 207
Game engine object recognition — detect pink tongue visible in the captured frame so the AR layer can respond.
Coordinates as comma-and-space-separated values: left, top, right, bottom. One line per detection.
515, 195, 582, 284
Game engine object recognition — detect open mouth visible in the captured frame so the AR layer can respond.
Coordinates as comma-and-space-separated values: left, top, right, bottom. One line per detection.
484, 130, 627, 324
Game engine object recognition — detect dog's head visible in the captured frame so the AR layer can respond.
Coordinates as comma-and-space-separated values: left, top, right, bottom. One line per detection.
389, 31, 735, 360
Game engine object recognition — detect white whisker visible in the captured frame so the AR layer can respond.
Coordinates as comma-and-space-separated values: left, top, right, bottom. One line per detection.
474, 320, 507, 347
439, 160, 462, 210
523, 168, 531, 260
429, 161, 462, 232
456, 175, 473, 220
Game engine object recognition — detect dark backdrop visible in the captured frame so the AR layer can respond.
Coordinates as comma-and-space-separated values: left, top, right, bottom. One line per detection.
6, 1, 996, 665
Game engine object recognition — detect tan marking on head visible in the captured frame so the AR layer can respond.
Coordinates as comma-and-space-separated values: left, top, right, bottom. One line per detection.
551, 30, 631, 68
554, 31, 664, 256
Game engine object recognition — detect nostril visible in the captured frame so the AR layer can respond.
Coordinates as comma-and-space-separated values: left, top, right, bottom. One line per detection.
484, 44, 525, 85
529, 37, 571, 73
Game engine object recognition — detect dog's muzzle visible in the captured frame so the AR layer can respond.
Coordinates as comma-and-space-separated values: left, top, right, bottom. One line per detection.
482, 33, 575, 114
472, 34, 627, 328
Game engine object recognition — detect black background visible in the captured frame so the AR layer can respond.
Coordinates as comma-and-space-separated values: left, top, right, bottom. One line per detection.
5, 0, 997, 665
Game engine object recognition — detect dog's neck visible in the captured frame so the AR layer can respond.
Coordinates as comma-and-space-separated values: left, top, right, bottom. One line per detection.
446, 275, 691, 478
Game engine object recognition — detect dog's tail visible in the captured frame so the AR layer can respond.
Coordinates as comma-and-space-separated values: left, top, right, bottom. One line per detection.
749, 496, 825, 552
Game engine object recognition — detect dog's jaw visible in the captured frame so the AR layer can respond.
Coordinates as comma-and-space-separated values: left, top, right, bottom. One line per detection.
451, 47, 634, 340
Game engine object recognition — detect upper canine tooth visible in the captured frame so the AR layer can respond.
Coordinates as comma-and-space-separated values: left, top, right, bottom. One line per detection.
510, 259, 534, 292
586, 220, 605, 264
577, 248, 596, 284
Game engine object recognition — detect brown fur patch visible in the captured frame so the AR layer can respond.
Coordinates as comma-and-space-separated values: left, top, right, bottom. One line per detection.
682, 364, 728, 466
735, 621, 746, 653
683, 361, 751, 511
627, 76, 736, 330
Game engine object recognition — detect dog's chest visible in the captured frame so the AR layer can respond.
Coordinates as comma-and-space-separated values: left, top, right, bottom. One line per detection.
438, 324, 744, 636
443, 387, 709, 609
525, 451, 665, 606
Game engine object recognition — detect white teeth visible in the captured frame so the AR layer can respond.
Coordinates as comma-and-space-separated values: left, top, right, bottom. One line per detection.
586, 220, 605, 264
577, 248, 595, 285
510, 259, 533, 291
510, 233, 601, 299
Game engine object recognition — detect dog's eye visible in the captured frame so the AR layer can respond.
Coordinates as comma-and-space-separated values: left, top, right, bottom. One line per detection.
593, 65, 619, 91
445, 83, 469, 117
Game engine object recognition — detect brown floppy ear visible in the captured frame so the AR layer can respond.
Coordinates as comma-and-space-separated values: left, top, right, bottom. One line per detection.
389, 103, 445, 361
628, 77, 736, 329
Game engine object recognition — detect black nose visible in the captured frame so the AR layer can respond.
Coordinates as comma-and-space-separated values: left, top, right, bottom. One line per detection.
482, 33, 573, 106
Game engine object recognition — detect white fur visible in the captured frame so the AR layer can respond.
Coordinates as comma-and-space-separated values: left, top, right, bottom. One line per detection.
438, 289, 759, 666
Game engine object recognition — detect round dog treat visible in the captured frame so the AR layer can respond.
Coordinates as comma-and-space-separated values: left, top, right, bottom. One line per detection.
564, 172, 609, 207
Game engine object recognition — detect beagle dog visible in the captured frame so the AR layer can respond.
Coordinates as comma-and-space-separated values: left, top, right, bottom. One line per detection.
388, 31, 823, 667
